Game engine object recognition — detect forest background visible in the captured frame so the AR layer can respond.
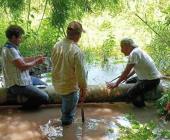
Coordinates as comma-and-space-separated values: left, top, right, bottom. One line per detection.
0, 0, 169, 75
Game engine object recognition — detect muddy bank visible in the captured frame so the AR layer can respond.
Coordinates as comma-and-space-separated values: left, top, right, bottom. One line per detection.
0, 103, 169, 140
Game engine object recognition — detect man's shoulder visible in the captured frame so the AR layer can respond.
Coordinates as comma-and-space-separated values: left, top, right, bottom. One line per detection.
132, 47, 140, 52
3, 43, 18, 54
72, 44, 82, 54
131, 48, 142, 55
54, 40, 63, 47
5, 44, 13, 49
4, 42, 17, 49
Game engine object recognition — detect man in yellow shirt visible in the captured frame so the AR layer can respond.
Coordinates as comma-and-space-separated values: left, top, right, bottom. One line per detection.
51, 21, 87, 125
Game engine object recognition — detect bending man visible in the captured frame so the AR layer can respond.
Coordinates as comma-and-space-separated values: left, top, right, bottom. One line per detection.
107, 38, 161, 107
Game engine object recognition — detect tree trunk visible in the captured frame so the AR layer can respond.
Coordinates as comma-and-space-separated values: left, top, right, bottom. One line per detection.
0, 83, 164, 105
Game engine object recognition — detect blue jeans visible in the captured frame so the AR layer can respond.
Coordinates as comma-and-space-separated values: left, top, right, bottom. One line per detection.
61, 91, 79, 125
31, 76, 47, 86
8, 85, 49, 109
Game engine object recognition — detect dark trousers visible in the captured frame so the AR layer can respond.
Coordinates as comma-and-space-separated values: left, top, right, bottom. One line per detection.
8, 85, 49, 109
113, 77, 160, 107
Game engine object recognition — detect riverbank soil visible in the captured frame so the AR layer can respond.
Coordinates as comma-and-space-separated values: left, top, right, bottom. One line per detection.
0, 103, 169, 140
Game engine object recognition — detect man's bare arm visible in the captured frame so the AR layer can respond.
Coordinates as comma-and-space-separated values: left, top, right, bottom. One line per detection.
106, 64, 135, 89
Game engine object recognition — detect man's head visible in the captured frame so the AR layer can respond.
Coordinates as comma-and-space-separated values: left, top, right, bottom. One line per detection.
66, 21, 84, 43
5, 25, 25, 46
120, 38, 137, 56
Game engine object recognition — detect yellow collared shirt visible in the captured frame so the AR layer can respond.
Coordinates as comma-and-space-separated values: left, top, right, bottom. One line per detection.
51, 38, 87, 95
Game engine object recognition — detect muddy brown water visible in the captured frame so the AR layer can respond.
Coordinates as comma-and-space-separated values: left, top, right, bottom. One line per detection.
0, 103, 169, 140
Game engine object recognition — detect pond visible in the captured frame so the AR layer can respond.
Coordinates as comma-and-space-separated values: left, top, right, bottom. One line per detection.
41, 62, 126, 86
40, 62, 170, 89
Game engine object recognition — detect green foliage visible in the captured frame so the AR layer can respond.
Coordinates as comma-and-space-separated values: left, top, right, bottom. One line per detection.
84, 47, 101, 64
0, 0, 121, 58
0, 21, 7, 47
99, 20, 113, 31
119, 121, 156, 140
0, 0, 169, 70
19, 29, 39, 56
50, 0, 70, 30
83, 35, 120, 64
20, 23, 59, 57
100, 36, 116, 62
118, 114, 170, 140
49, 0, 120, 33
146, 22, 170, 75
126, 0, 170, 75
0, 0, 25, 19
38, 25, 59, 56
0, 0, 24, 11
156, 90, 170, 115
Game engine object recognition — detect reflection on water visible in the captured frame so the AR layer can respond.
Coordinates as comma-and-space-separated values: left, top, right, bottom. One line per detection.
40, 119, 63, 139
107, 121, 119, 140
40, 116, 132, 140
114, 116, 131, 128
86, 64, 125, 85
86, 118, 105, 130
40, 115, 170, 140
162, 80, 170, 90
41, 63, 125, 86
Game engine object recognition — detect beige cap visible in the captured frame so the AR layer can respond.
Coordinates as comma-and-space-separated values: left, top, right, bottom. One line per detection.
67, 21, 85, 34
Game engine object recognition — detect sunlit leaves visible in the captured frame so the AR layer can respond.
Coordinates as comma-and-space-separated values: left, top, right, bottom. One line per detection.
118, 115, 170, 140
146, 22, 170, 74
0, 0, 25, 19
156, 91, 170, 115
49, 0, 120, 30
50, 0, 70, 28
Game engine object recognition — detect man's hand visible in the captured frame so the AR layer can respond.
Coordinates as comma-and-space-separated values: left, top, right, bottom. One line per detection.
35, 56, 46, 65
106, 82, 119, 89
79, 88, 87, 103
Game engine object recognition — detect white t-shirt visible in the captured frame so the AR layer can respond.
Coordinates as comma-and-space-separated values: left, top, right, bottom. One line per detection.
128, 48, 161, 80
1, 42, 32, 87
51, 38, 87, 95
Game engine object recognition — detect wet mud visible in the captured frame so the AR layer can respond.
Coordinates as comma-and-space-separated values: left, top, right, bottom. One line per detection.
0, 103, 169, 140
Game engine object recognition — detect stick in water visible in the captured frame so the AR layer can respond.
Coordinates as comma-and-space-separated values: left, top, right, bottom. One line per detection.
81, 102, 85, 123
110, 76, 120, 82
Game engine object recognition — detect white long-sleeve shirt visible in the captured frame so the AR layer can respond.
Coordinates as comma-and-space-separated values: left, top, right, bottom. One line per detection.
51, 38, 87, 95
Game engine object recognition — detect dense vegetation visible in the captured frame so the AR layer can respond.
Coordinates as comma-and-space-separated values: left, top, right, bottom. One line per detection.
117, 115, 170, 140
0, 0, 169, 74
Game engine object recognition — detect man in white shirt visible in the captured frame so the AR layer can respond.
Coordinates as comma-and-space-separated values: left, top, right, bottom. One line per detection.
2, 25, 49, 109
107, 38, 161, 107
51, 21, 87, 125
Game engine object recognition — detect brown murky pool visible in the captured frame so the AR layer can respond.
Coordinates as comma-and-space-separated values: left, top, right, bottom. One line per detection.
0, 103, 169, 140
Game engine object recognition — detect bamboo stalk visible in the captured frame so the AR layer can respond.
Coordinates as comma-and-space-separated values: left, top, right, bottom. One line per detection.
37, 0, 48, 33
134, 13, 170, 47
27, 0, 31, 31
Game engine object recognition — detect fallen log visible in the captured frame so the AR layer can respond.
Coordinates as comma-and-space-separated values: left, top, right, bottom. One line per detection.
0, 83, 164, 105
